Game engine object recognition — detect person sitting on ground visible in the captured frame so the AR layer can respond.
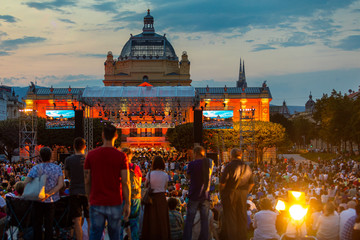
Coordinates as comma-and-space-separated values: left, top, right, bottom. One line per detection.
315, 201, 340, 240
253, 198, 280, 240
168, 197, 183, 240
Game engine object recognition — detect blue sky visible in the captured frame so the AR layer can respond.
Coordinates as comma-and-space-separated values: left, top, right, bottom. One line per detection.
0, 0, 360, 105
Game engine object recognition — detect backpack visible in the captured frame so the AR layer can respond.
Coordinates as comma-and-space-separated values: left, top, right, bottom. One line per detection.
130, 164, 141, 199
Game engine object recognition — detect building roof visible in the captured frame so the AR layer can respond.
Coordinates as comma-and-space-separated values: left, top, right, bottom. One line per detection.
32, 87, 84, 95
195, 87, 272, 98
82, 86, 195, 98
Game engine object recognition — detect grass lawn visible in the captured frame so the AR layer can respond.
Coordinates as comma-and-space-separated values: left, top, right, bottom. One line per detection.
300, 152, 360, 162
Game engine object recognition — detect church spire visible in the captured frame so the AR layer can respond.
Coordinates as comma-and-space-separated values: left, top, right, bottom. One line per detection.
237, 57, 247, 89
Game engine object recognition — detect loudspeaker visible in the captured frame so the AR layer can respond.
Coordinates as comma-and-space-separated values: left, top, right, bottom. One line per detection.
75, 110, 84, 138
59, 153, 71, 164
193, 109, 203, 145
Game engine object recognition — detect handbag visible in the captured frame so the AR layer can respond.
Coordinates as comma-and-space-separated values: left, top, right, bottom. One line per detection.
141, 170, 153, 205
23, 164, 47, 201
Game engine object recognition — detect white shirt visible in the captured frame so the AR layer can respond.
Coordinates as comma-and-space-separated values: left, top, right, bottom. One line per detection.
339, 208, 356, 239
316, 213, 340, 240
253, 210, 279, 240
146, 170, 168, 193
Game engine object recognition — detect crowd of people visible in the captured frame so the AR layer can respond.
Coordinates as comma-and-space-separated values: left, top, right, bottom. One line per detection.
0, 124, 360, 240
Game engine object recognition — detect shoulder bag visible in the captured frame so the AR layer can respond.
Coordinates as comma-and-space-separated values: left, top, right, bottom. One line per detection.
23, 164, 47, 201
141, 170, 153, 205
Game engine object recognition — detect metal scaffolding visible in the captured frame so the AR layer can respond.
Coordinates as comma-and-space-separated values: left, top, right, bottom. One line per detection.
19, 110, 38, 161
84, 105, 93, 152
239, 108, 255, 162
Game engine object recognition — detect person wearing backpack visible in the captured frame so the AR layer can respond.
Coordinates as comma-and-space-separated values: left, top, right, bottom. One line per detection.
121, 148, 142, 240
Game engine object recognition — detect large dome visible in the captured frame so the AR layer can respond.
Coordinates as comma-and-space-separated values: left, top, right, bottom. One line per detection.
119, 10, 178, 61
119, 33, 178, 61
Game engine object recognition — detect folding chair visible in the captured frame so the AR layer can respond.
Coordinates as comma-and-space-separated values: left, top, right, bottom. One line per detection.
3, 197, 33, 240
53, 196, 73, 239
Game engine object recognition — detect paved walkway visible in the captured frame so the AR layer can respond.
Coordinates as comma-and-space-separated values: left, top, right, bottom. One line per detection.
280, 154, 317, 164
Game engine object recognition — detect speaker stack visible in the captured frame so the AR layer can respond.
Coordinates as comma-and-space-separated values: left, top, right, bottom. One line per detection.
75, 110, 84, 138
193, 109, 203, 146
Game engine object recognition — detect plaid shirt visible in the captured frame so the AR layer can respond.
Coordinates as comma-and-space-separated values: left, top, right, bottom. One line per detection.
342, 215, 357, 240
169, 210, 183, 240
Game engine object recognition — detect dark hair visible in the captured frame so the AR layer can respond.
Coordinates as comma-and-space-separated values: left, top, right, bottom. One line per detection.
259, 198, 273, 210
74, 137, 86, 151
168, 197, 178, 210
103, 124, 117, 141
121, 147, 132, 155
193, 146, 205, 158
152, 156, 165, 170
40, 147, 52, 162
14, 181, 25, 196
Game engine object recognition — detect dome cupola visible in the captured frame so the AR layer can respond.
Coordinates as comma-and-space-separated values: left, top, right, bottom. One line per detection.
143, 9, 155, 34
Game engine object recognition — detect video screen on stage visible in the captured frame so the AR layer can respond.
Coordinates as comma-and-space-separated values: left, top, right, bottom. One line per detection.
203, 110, 234, 129
45, 110, 75, 129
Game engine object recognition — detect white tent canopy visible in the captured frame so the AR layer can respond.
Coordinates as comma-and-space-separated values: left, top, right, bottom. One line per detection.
82, 86, 195, 98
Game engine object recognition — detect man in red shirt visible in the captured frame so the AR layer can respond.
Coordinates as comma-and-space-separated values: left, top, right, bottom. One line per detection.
84, 124, 130, 240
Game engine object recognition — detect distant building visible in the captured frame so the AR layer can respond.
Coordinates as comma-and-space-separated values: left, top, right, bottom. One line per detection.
270, 100, 291, 118
103, 10, 191, 87
349, 86, 360, 100
305, 92, 315, 113
0, 85, 23, 120
25, 10, 272, 147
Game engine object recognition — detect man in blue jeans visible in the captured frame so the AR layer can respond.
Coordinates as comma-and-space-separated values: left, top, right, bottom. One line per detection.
84, 124, 131, 240
183, 146, 213, 240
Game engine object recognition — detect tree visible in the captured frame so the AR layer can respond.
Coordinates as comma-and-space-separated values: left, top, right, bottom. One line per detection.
203, 121, 285, 162
0, 119, 19, 162
166, 123, 194, 151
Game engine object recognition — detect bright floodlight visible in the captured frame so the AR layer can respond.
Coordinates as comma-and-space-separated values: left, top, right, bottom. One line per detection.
290, 191, 303, 199
289, 204, 308, 221
275, 200, 286, 211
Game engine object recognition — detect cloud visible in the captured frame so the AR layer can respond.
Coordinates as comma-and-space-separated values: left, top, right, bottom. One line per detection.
0, 51, 11, 56
0, 74, 103, 87
91, 2, 118, 14
246, 40, 254, 43
186, 36, 201, 41
0, 36, 46, 51
111, 0, 356, 33
25, 0, 77, 11
113, 26, 125, 32
252, 44, 276, 52
79, 53, 105, 58
45, 52, 105, 58
58, 18, 76, 24
279, 32, 315, 47
336, 35, 360, 50
0, 15, 17, 23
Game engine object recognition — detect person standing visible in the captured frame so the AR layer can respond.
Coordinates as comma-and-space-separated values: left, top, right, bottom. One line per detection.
64, 137, 89, 240
84, 124, 130, 240
120, 147, 142, 240
183, 146, 213, 240
25, 147, 64, 240
219, 148, 254, 240
141, 156, 171, 240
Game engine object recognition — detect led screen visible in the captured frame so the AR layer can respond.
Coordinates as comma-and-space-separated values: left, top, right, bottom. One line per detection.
45, 110, 75, 129
203, 110, 233, 129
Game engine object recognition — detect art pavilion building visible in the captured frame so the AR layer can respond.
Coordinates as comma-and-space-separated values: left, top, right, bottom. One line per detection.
25, 10, 272, 149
